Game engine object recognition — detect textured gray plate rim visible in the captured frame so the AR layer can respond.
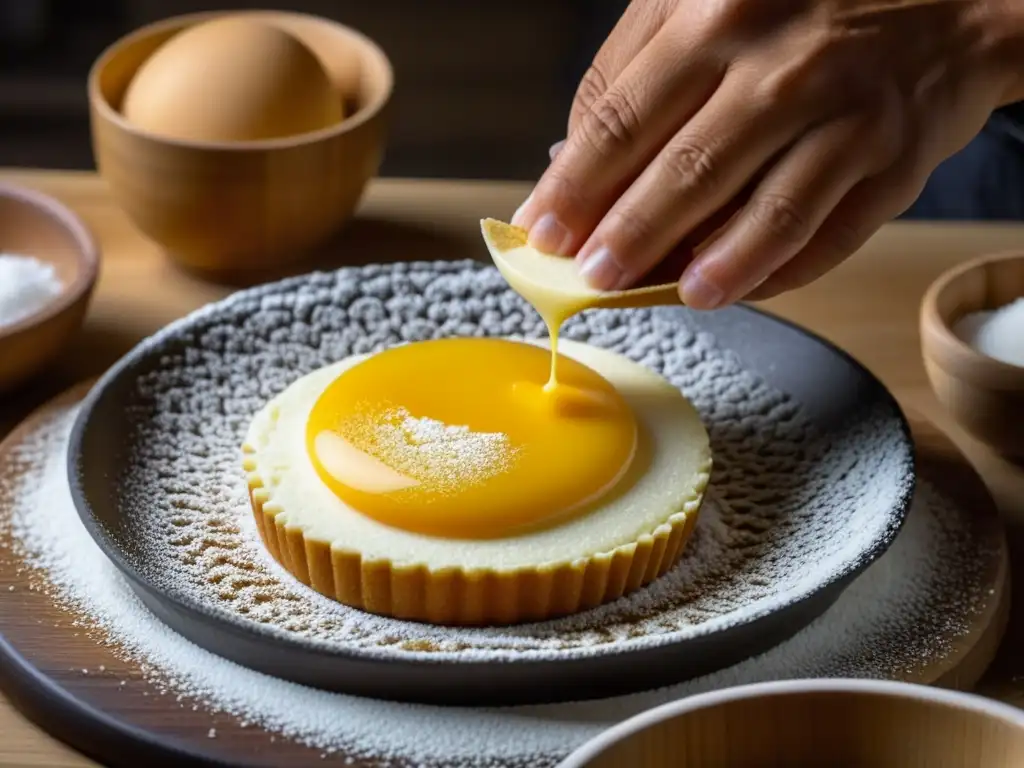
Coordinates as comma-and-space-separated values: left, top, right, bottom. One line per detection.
66, 260, 916, 705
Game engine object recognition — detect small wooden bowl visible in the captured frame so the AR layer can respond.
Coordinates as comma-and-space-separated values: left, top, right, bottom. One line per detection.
920, 251, 1024, 459
0, 183, 99, 393
558, 679, 1024, 767
88, 11, 393, 280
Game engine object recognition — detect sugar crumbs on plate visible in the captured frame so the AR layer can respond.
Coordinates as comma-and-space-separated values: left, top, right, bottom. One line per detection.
0, 261, 1000, 767
0, 401, 998, 767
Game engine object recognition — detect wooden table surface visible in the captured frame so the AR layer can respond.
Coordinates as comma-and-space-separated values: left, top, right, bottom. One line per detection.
1, 169, 1023, 767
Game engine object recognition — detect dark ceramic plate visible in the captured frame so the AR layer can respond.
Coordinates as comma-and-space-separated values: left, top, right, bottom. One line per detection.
68, 260, 914, 707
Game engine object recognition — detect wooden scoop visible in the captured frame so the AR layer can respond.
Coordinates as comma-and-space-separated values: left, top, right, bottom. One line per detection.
480, 219, 681, 322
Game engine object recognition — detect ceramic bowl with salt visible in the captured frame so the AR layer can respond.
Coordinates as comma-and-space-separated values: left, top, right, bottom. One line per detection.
0, 183, 99, 393
920, 250, 1024, 459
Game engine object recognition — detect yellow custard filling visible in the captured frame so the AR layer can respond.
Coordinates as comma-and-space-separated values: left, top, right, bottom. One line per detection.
305, 338, 637, 539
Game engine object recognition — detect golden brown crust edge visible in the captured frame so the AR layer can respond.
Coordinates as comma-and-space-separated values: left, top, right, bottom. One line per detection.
243, 446, 709, 626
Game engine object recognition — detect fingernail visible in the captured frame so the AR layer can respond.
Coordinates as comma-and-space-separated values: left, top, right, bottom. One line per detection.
528, 213, 573, 255
680, 267, 726, 309
511, 193, 534, 227
578, 246, 626, 291
549, 140, 566, 160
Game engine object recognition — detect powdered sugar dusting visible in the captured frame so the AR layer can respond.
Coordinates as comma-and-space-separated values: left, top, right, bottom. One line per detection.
345, 406, 519, 491
0, 402, 999, 767
79, 261, 914, 664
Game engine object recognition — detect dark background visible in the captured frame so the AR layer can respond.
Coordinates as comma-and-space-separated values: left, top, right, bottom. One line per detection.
5, 0, 1019, 220
0, 0, 628, 180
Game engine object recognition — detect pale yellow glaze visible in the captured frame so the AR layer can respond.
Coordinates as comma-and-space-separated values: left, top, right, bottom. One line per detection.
304, 337, 639, 539
480, 219, 680, 390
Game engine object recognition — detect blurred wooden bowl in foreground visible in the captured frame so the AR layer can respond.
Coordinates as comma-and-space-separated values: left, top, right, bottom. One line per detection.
559, 679, 1024, 767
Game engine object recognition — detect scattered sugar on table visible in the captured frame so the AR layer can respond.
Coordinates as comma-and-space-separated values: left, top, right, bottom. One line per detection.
953, 298, 1024, 367
0, 398, 997, 767
0, 253, 62, 329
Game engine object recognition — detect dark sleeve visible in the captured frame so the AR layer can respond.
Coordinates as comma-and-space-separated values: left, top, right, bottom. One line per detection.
902, 103, 1024, 221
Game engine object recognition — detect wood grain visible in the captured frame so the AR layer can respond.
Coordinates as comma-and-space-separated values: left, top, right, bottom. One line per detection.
0, 169, 1023, 766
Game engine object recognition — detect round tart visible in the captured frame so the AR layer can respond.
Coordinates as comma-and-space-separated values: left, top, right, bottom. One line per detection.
243, 339, 711, 625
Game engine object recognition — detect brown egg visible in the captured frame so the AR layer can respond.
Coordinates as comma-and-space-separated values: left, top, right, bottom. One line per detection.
121, 16, 344, 142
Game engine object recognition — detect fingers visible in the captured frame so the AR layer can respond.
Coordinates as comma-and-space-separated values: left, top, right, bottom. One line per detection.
676, 113, 898, 307
744, 166, 927, 301
571, 67, 809, 291
514, 14, 723, 258
566, 0, 680, 135
635, 196, 748, 286
543, 0, 677, 183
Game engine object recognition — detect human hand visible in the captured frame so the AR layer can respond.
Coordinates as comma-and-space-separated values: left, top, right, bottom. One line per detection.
512, 0, 1024, 308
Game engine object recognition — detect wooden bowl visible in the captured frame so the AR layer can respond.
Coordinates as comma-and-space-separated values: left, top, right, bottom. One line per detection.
558, 679, 1024, 767
88, 11, 393, 280
0, 183, 99, 393
920, 251, 1024, 459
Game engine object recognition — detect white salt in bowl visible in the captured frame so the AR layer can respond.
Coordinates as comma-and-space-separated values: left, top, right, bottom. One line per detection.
558, 679, 1024, 767
920, 251, 1024, 459
0, 183, 99, 393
